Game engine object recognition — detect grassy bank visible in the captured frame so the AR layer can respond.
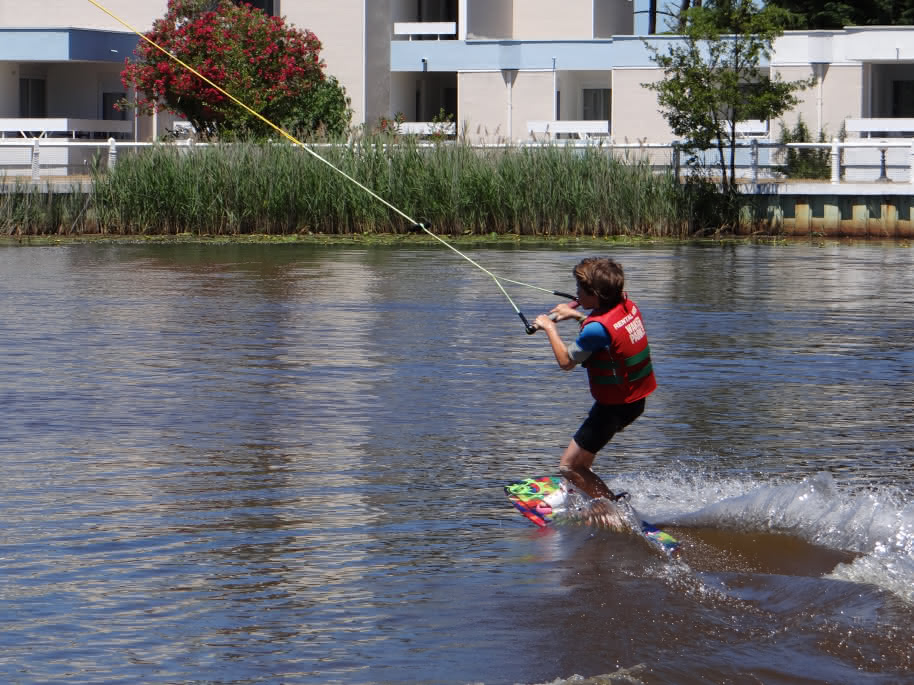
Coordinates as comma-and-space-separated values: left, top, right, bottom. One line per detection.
3, 141, 690, 237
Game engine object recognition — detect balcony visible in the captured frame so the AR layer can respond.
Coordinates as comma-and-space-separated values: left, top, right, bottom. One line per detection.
0, 118, 133, 139
845, 118, 914, 138
393, 22, 457, 40
528, 120, 610, 140
399, 122, 457, 138
727, 120, 769, 138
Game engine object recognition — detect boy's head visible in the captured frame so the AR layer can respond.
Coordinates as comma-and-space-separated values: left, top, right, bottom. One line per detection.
573, 257, 624, 309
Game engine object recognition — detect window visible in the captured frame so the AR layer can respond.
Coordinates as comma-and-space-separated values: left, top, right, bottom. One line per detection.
893, 81, 914, 118
236, 0, 275, 15
444, 87, 457, 121
582, 88, 610, 120
19, 78, 46, 118
103, 92, 127, 121
418, 0, 456, 22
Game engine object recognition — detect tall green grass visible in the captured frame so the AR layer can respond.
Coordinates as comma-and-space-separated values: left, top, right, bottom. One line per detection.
0, 178, 92, 235
8, 140, 691, 237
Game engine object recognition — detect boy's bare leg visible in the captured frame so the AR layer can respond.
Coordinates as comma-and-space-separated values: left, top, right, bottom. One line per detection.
558, 439, 627, 529
558, 438, 614, 499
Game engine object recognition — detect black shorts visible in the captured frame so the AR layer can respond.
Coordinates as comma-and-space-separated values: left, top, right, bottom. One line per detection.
573, 399, 646, 454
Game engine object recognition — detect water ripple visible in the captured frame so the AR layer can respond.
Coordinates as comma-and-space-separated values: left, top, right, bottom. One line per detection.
1, 243, 912, 684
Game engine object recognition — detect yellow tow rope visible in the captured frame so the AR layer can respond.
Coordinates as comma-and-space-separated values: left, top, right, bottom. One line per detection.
86, 0, 568, 330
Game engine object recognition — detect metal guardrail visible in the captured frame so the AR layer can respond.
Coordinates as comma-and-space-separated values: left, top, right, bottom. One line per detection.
528, 120, 611, 138
844, 118, 914, 135
398, 122, 457, 136
393, 21, 457, 39
0, 117, 133, 139
3, 137, 914, 186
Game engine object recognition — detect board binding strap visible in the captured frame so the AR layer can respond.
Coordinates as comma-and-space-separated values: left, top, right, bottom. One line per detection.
504, 475, 680, 556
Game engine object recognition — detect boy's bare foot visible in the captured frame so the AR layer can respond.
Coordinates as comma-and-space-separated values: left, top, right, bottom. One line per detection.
583, 497, 627, 531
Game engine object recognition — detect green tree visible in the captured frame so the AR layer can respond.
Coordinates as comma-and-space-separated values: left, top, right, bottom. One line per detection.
778, 115, 829, 179
764, 1, 914, 29
121, 0, 351, 139
676, 1, 702, 31
286, 75, 351, 139
645, 0, 810, 193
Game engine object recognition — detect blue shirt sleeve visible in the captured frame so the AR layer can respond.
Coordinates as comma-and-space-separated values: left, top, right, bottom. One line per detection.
575, 321, 611, 352
566, 321, 611, 363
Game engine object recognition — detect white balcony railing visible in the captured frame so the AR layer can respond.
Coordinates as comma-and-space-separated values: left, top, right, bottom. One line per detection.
0, 118, 133, 139
845, 118, 914, 137
528, 120, 610, 139
529, 120, 767, 140
398, 122, 457, 137
727, 120, 769, 137
393, 22, 457, 39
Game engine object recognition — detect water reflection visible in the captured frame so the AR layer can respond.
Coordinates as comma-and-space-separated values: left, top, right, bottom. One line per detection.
0, 242, 911, 684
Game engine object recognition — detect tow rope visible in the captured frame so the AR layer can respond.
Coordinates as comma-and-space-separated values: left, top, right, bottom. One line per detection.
86, 0, 577, 332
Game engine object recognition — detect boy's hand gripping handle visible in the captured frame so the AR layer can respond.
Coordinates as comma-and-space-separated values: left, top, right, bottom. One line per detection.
523, 300, 579, 334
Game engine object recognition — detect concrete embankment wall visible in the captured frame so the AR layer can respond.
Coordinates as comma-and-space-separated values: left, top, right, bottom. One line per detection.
751, 194, 914, 238
742, 184, 914, 238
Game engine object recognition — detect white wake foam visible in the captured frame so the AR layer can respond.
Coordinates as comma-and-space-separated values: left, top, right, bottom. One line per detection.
606, 467, 914, 604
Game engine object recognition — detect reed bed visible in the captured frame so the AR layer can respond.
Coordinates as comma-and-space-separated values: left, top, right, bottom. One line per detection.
0, 179, 93, 235
9, 140, 691, 237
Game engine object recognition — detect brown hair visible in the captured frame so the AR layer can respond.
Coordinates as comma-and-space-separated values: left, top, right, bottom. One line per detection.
573, 257, 625, 309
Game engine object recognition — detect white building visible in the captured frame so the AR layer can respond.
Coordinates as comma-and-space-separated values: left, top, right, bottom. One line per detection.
1, 0, 913, 145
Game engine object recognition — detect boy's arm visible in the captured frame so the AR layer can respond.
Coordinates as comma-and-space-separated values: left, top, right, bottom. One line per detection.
533, 315, 577, 370
534, 314, 604, 371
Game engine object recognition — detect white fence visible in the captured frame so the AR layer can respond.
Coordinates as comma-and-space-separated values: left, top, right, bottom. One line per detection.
0, 117, 133, 140
0, 139, 123, 179
3, 137, 914, 187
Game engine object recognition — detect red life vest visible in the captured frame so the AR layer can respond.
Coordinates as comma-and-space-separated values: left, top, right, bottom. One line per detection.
581, 298, 657, 405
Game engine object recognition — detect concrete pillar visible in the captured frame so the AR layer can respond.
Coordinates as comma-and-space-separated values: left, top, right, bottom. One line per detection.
31, 139, 40, 181
108, 137, 117, 171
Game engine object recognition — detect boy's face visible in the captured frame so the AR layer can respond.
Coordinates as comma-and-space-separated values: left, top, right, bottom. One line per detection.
575, 283, 600, 310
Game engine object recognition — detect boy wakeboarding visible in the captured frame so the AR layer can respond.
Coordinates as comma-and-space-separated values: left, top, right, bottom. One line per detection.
533, 257, 656, 514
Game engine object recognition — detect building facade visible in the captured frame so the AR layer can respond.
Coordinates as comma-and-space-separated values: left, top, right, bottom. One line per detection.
1, 0, 913, 145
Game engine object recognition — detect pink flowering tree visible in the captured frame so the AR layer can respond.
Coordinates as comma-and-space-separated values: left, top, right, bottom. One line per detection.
121, 0, 351, 139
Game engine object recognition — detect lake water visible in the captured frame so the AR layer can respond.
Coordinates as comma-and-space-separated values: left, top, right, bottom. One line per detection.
1, 241, 912, 684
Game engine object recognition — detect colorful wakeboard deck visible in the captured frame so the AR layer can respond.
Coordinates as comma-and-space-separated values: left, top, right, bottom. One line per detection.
505, 475, 680, 556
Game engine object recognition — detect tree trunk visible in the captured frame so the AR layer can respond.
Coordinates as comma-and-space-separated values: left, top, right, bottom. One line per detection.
677, 0, 704, 28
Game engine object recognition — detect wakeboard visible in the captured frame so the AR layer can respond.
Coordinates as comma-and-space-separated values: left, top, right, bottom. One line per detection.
505, 475, 680, 556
